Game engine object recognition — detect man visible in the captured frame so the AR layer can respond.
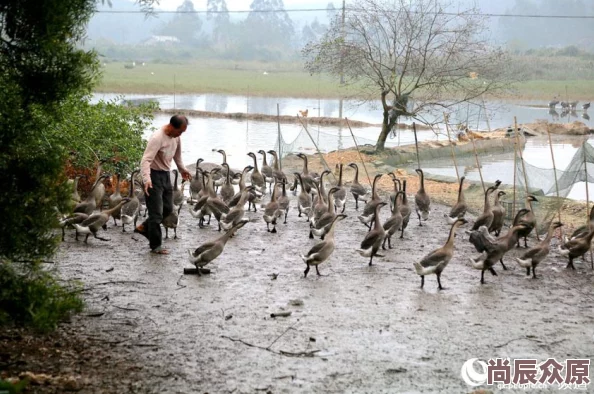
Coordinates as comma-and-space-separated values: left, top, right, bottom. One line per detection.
135, 115, 192, 254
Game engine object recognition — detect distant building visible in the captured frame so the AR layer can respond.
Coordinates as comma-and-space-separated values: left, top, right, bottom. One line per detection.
142, 35, 180, 46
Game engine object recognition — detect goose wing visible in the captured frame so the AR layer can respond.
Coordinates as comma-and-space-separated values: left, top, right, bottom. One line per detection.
306, 240, 329, 257
419, 248, 449, 268
471, 212, 493, 231
520, 246, 546, 261
121, 198, 139, 216
360, 229, 381, 250
448, 202, 467, 218
193, 241, 217, 256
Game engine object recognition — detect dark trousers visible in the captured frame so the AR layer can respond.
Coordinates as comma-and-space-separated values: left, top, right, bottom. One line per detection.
141, 169, 173, 250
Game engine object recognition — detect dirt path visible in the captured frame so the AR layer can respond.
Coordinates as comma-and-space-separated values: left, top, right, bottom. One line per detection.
7, 189, 582, 393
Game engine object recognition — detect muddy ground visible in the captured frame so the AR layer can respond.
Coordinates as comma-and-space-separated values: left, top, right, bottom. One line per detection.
3, 186, 594, 394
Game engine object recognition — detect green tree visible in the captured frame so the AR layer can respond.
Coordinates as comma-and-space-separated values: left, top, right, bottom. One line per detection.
157, 0, 203, 45
303, 0, 514, 151
243, 0, 295, 50
207, 0, 231, 49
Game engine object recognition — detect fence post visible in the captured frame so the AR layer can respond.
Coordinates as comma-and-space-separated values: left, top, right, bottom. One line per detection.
443, 113, 460, 183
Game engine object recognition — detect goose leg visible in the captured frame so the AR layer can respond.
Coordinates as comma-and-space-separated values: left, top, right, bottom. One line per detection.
94, 233, 110, 241
417, 211, 423, 226
122, 223, 126, 233
354, 195, 359, 210
523, 236, 528, 248
341, 204, 346, 214
174, 228, 177, 239
382, 237, 387, 250
309, 229, 313, 239
437, 273, 444, 290
420, 275, 425, 288
61, 227, 66, 242
165, 228, 169, 239
298, 207, 302, 217
526, 267, 531, 276
304, 263, 310, 278
480, 270, 486, 284
283, 211, 288, 224
368, 255, 373, 266
315, 265, 322, 276
500, 259, 508, 270
532, 265, 537, 279
388, 236, 392, 249
271, 224, 277, 234
566, 257, 575, 269
489, 267, 498, 276
84, 234, 90, 243
113, 217, 117, 226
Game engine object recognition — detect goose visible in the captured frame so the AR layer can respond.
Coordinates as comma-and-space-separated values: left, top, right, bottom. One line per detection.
228, 165, 256, 209
263, 181, 282, 233
294, 173, 312, 219
445, 176, 467, 224
188, 158, 204, 203
548, 99, 559, 108
489, 191, 506, 236
333, 164, 347, 213
470, 185, 498, 231
247, 152, 266, 195
216, 149, 240, 186
558, 226, 594, 270
219, 163, 235, 204
567, 204, 594, 241
220, 186, 254, 232
295, 152, 316, 195
172, 169, 185, 207
190, 169, 230, 230
468, 224, 529, 284
414, 218, 468, 290
347, 163, 370, 210
516, 221, 563, 278
356, 202, 387, 266
90, 158, 109, 209
190, 170, 213, 227
569, 101, 579, 111
382, 190, 404, 249
187, 219, 249, 275
107, 173, 123, 226
267, 150, 286, 183
583, 102, 590, 111
514, 195, 538, 248
70, 174, 84, 204
469, 209, 530, 271
313, 169, 330, 208
358, 174, 383, 229
414, 169, 431, 225
277, 180, 290, 224
258, 149, 274, 191
310, 187, 339, 240
301, 214, 347, 277
162, 203, 183, 239
310, 171, 330, 228
399, 179, 412, 239
73, 198, 131, 243
120, 170, 141, 232
73, 173, 110, 216
387, 173, 400, 212
59, 212, 89, 241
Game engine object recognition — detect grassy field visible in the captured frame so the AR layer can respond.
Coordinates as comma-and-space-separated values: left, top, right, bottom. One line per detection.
95, 61, 594, 100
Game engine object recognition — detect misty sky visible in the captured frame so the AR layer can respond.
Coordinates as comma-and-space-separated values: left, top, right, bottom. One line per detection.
153, 0, 331, 11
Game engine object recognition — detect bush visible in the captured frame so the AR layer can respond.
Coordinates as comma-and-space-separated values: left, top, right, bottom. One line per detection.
0, 262, 84, 332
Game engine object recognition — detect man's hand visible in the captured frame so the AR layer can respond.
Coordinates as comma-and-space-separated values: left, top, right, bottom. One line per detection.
181, 170, 192, 182
144, 180, 153, 196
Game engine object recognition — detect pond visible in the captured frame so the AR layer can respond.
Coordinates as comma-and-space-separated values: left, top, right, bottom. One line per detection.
93, 93, 594, 201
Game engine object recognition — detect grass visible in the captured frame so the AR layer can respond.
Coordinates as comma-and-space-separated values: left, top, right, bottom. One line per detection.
96, 61, 594, 100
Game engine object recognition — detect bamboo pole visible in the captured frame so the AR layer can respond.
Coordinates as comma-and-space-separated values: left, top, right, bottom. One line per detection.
545, 124, 563, 235
481, 95, 491, 132
412, 122, 421, 170
582, 141, 592, 269
470, 135, 486, 194
443, 113, 460, 183
297, 115, 335, 182
512, 124, 518, 220
345, 118, 371, 186
514, 117, 540, 240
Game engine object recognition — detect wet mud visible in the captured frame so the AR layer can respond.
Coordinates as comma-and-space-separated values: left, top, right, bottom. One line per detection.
52, 191, 594, 393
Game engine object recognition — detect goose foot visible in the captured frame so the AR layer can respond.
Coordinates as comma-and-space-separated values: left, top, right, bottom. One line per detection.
526, 267, 531, 276
315, 266, 323, 276
271, 227, 277, 234
420, 275, 424, 288
437, 274, 445, 290
304, 264, 310, 278
309, 230, 313, 239
489, 268, 498, 276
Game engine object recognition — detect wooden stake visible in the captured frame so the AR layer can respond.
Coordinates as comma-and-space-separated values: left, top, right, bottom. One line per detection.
443, 114, 460, 183
345, 118, 372, 186
514, 117, 540, 240
297, 115, 335, 182
277, 103, 282, 170
470, 135, 486, 194
545, 124, 563, 227
582, 141, 593, 269
413, 122, 421, 170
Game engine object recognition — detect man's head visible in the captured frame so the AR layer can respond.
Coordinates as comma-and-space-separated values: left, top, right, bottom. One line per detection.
166, 115, 189, 137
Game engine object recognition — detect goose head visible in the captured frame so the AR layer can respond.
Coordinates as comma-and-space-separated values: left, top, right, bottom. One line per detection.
243, 165, 254, 173
267, 150, 278, 157
494, 179, 502, 188
527, 195, 538, 202
498, 191, 506, 197
247, 152, 256, 159
258, 149, 267, 156
455, 218, 468, 226
415, 168, 423, 175
552, 221, 563, 229
348, 162, 358, 170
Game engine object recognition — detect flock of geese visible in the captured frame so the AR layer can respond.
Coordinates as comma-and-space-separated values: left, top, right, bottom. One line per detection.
60, 149, 594, 288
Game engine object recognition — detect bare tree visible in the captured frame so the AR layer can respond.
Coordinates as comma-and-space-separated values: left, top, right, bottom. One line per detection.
302, 0, 515, 151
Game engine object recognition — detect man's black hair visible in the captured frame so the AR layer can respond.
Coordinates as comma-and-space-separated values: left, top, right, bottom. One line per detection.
170, 115, 189, 129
